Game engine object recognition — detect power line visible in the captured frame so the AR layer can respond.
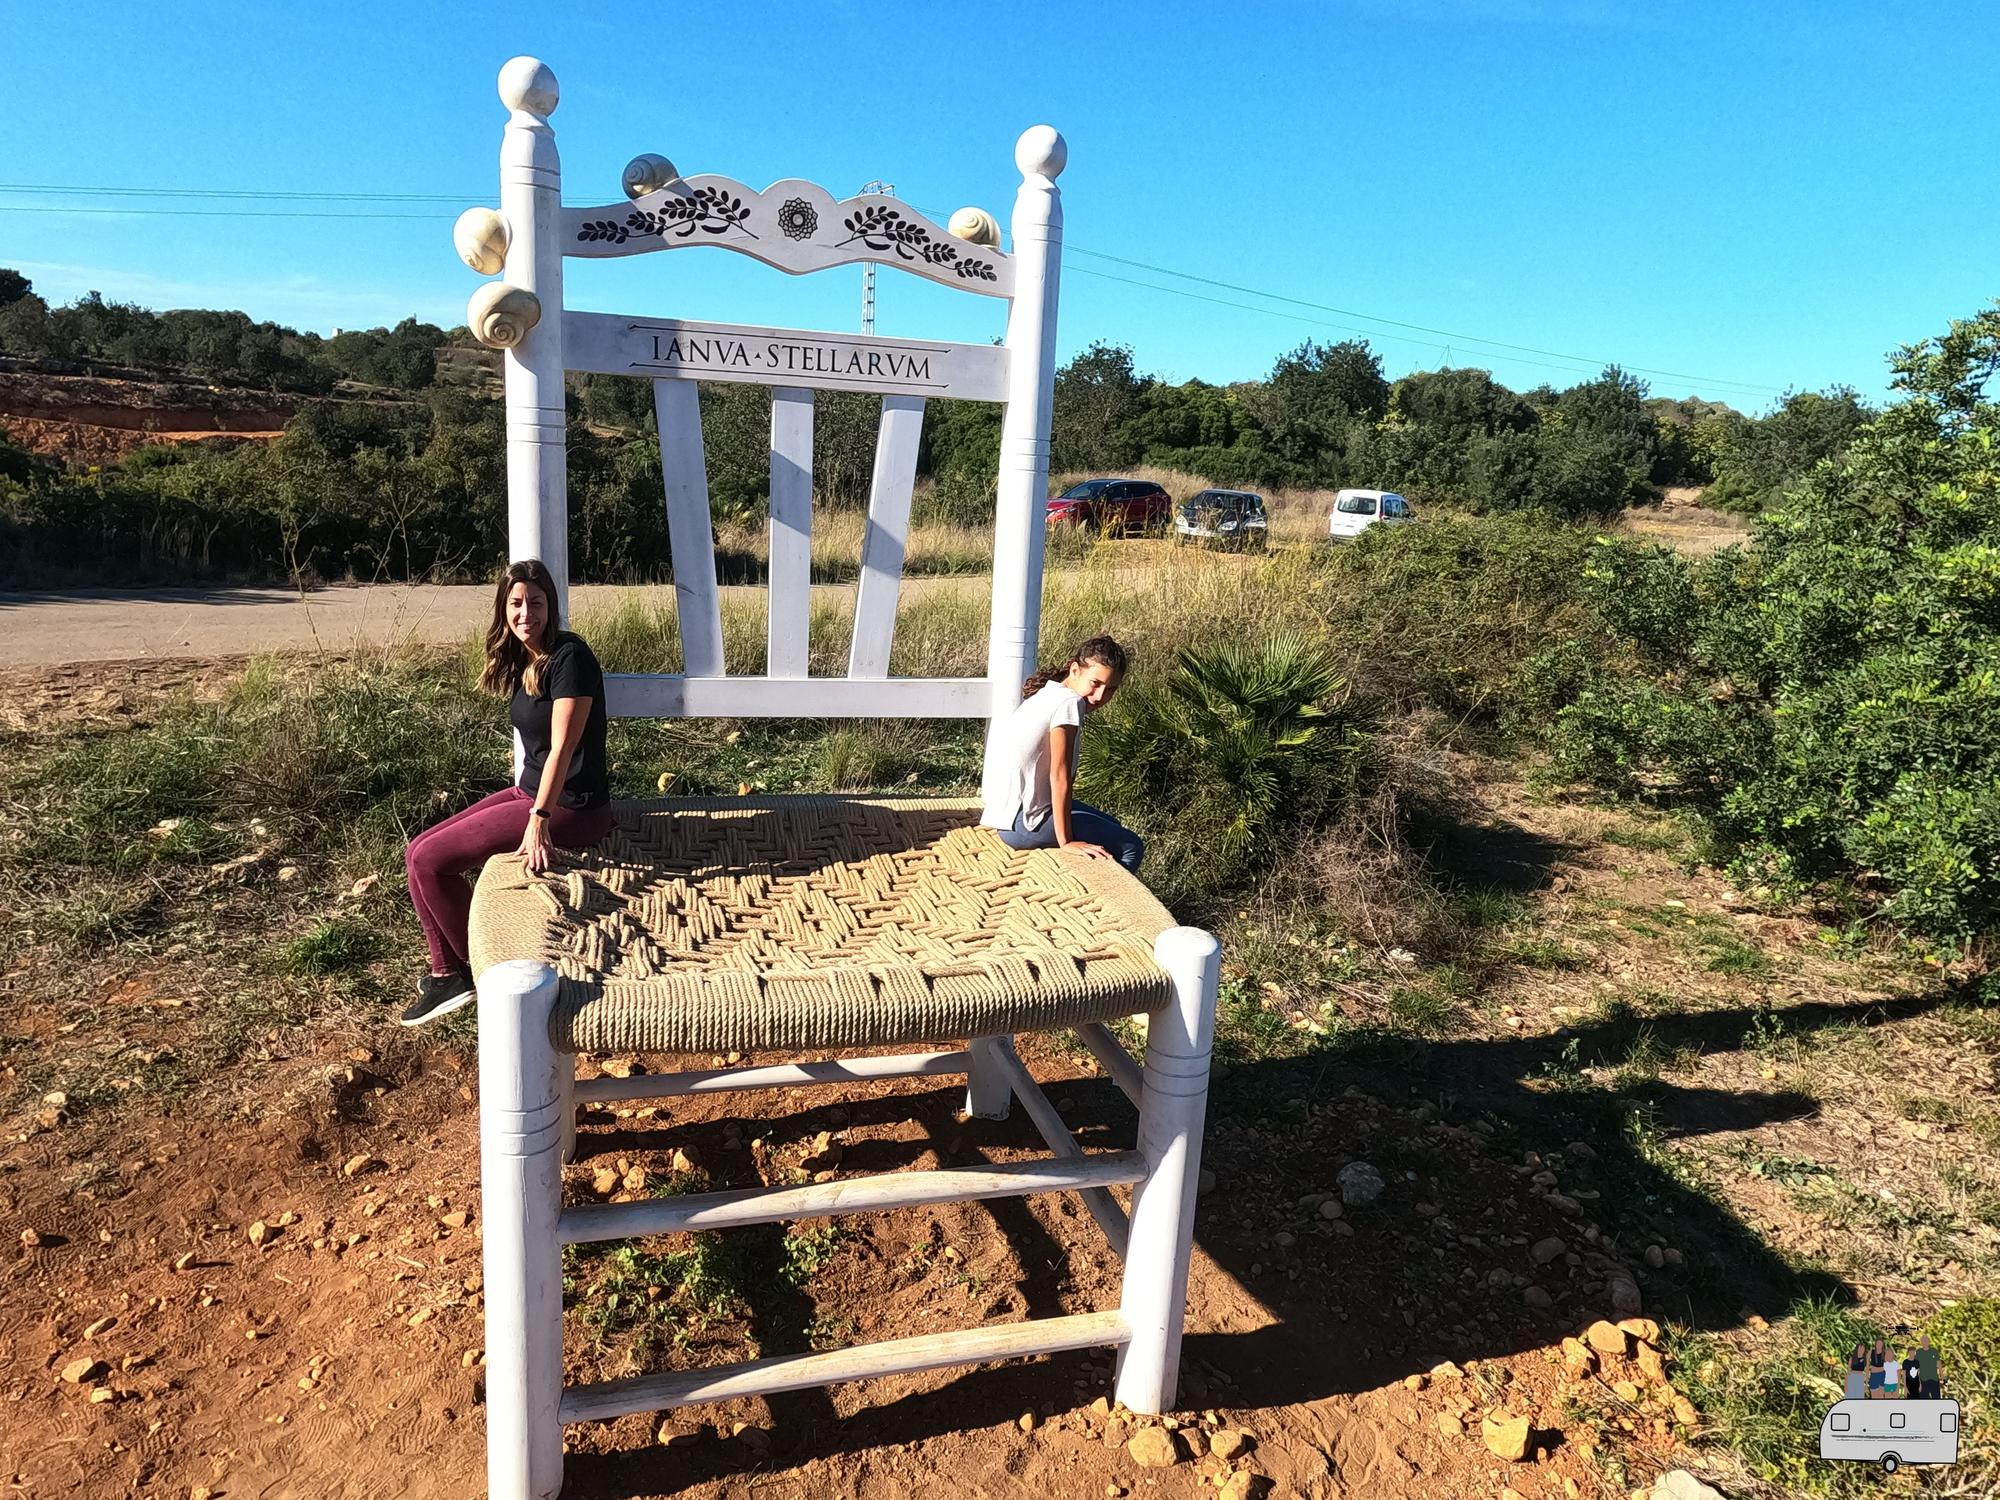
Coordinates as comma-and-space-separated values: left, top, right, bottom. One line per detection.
0, 204, 451, 219
0, 183, 471, 202
1065, 262, 1769, 393
1065, 246, 1782, 395
0, 180, 1785, 394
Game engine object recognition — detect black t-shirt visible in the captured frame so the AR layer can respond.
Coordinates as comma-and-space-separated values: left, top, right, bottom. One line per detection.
510, 633, 611, 809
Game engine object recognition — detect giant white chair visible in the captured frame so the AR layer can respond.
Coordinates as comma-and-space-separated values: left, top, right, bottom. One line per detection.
454, 57, 1221, 1500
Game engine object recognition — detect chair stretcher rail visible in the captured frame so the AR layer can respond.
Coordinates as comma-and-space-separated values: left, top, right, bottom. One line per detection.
977, 1039, 1130, 1258
559, 1151, 1148, 1244
573, 1049, 972, 1105
1075, 1022, 1144, 1106
560, 1310, 1131, 1424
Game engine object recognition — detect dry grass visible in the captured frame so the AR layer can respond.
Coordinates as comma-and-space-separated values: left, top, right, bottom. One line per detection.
710, 507, 993, 583
1618, 501, 1752, 557
577, 534, 1341, 684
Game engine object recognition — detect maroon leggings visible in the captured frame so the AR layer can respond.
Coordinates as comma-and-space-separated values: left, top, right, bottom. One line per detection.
404, 786, 614, 974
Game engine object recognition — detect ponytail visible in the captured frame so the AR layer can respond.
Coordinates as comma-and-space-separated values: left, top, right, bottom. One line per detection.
1022, 634, 1130, 698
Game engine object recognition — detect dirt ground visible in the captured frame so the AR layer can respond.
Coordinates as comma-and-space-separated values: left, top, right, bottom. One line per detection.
3, 1021, 1695, 1500
1615, 491, 1750, 557
2, 660, 1992, 1500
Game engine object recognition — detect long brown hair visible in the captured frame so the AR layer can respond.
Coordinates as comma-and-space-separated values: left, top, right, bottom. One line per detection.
479, 558, 564, 696
1024, 634, 1129, 698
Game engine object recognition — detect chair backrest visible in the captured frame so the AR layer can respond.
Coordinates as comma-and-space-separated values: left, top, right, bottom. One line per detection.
458, 56, 1067, 727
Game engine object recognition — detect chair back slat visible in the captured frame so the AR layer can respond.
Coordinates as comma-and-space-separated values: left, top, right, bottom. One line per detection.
848, 396, 926, 680
766, 387, 815, 679
654, 380, 726, 676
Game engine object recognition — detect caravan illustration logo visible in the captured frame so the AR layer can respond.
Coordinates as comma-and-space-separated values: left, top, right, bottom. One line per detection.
1818, 1334, 1960, 1475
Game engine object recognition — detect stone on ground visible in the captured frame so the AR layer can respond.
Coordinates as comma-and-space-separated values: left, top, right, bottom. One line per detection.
1481, 1413, 1533, 1462
1126, 1426, 1182, 1468
1219, 1472, 1262, 1500
1609, 1278, 1643, 1315
1337, 1161, 1385, 1208
1653, 1472, 1727, 1500
1585, 1319, 1631, 1357
61, 1357, 107, 1384
1209, 1428, 1250, 1460
1531, 1235, 1568, 1265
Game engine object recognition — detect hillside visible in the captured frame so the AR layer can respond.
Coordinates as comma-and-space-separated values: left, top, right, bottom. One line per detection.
0, 369, 302, 466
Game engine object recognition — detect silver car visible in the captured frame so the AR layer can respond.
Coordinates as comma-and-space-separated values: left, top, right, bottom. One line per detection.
1174, 489, 1268, 551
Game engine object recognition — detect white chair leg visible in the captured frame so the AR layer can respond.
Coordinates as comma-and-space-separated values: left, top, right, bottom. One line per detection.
558, 1054, 578, 1164
964, 1033, 1014, 1120
478, 960, 567, 1500
1114, 927, 1220, 1414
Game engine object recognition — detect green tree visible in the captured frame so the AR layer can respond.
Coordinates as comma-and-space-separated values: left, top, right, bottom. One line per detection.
1255, 339, 1389, 483
1539, 306, 2000, 943
1704, 387, 1874, 513
1050, 341, 1144, 474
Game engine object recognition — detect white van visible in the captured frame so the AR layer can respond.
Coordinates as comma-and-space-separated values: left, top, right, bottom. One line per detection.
1328, 488, 1415, 539
1818, 1398, 1960, 1473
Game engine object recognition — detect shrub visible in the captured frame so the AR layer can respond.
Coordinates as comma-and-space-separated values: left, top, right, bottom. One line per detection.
1325, 510, 1605, 726
1535, 305, 2000, 945
1079, 632, 1357, 909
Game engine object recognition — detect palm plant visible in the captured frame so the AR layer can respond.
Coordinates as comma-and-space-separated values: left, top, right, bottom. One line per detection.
1081, 632, 1355, 903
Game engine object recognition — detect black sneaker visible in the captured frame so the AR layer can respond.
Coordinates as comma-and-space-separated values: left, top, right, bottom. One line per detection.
400, 970, 476, 1027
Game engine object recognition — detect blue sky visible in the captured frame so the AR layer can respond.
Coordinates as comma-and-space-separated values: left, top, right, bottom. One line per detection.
6, 0, 1995, 411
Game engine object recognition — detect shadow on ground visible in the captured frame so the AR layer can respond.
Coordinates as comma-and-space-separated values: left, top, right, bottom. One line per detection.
558, 975, 1973, 1495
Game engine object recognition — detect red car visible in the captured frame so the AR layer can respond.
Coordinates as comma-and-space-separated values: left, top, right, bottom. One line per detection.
1044, 477, 1173, 536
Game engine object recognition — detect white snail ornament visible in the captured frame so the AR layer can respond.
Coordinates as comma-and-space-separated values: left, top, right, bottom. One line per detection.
453, 208, 511, 275
947, 207, 1001, 247
622, 154, 680, 200
466, 283, 542, 349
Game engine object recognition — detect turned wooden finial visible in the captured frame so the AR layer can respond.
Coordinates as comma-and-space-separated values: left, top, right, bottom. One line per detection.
948, 207, 1001, 247
622, 154, 680, 200
1014, 126, 1067, 180
453, 207, 512, 275
497, 56, 559, 118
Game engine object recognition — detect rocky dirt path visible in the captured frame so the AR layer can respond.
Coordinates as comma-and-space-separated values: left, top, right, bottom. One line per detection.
0, 578, 990, 669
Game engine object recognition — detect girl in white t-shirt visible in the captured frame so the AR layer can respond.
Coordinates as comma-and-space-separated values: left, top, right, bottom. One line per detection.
979, 635, 1146, 871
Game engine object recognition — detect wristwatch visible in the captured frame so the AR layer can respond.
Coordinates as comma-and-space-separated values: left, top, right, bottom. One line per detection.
532, 807, 551, 820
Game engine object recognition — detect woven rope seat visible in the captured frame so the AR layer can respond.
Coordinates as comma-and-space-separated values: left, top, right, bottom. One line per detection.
469, 795, 1175, 1056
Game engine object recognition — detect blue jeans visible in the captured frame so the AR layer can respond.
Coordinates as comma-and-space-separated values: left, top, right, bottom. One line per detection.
996, 802, 1145, 873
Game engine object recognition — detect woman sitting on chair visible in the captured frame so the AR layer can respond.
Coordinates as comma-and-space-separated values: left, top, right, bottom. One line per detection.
981, 634, 1144, 873
399, 558, 614, 1026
